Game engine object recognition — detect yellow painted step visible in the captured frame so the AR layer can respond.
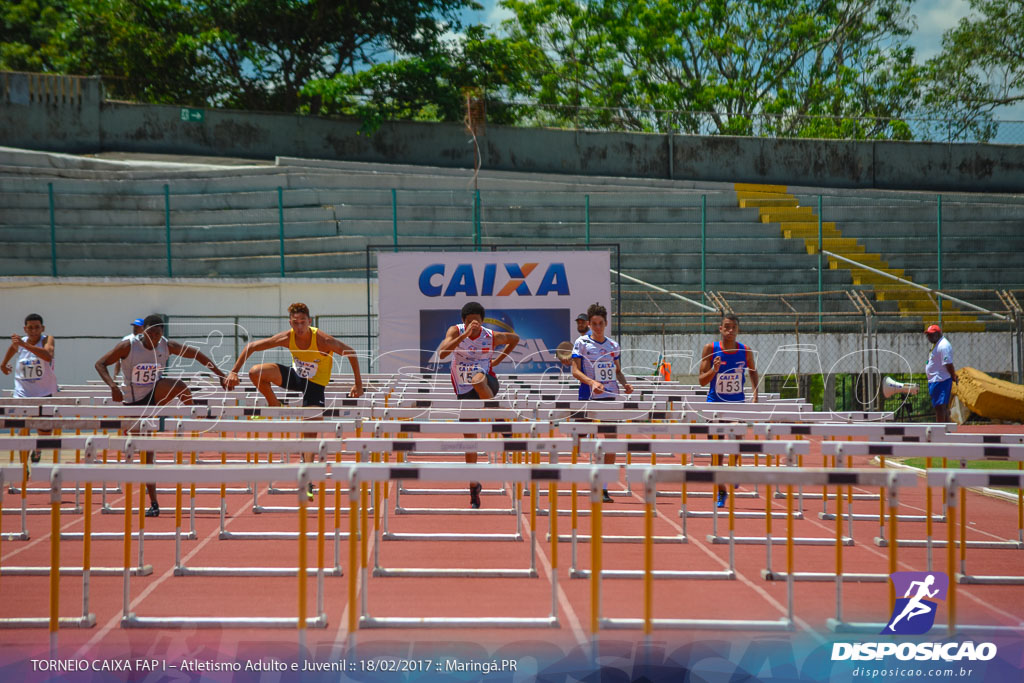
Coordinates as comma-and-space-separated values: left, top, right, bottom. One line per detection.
808, 240, 866, 254
739, 197, 800, 208
759, 207, 815, 223
735, 183, 788, 193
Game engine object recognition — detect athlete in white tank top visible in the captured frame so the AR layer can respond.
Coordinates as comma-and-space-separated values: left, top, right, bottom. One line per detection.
2, 314, 58, 461
437, 303, 520, 508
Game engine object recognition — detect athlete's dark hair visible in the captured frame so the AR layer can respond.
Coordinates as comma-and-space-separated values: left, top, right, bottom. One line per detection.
288, 302, 310, 317
461, 301, 485, 321
142, 314, 165, 332
587, 303, 607, 322
722, 313, 739, 325
24, 313, 43, 325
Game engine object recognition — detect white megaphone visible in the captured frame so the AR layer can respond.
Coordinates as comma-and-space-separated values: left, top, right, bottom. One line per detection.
882, 376, 919, 398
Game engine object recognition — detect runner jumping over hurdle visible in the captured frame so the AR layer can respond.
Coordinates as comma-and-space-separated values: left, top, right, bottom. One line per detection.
95, 314, 228, 517
224, 302, 364, 408
570, 303, 632, 503
699, 313, 759, 507
437, 301, 519, 508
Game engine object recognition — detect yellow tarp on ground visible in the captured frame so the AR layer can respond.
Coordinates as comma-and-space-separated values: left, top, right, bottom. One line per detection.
953, 367, 1024, 423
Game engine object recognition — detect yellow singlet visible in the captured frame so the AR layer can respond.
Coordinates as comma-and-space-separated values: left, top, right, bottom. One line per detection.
288, 327, 333, 386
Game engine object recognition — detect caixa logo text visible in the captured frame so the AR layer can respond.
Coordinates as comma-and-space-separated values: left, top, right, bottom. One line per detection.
418, 263, 570, 297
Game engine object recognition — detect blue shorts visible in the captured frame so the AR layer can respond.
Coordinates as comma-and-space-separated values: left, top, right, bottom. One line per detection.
928, 378, 953, 407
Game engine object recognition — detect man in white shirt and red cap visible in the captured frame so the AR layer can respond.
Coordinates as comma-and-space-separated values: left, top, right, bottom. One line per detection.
925, 324, 958, 423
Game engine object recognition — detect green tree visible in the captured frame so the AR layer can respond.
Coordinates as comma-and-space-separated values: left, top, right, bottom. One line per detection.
0, 1, 75, 72
499, 0, 923, 138
922, 0, 1023, 142
2, 0, 481, 111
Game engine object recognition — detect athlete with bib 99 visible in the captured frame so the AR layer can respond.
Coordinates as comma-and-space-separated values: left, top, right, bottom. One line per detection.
699, 313, 759, 507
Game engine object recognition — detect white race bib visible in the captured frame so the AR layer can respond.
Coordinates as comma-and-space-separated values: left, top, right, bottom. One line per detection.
456, 361, 487, 385
292, 359, 318, 379
131, 363, 161, 385
715, 370, 742, 396
16, 359, 44, 381
594, 360, 616, 383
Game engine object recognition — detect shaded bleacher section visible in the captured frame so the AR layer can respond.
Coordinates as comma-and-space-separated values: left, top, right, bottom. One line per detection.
1, 147, 1021, 334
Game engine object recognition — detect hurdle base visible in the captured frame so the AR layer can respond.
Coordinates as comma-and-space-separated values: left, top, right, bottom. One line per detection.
398, 486, 507, 496
122, 614, 328, 629
61, 531, 197, 541
359, 616, 557, 629
762, 570, 886, 582
549, 533, 686, 544
683, 510, 804, 520
253, 505, 366, 515
381, 532, 522, 542
394, 506, 515, 515
1, 565, 153, 577
663, 490, 759, 499
220, 530, 351, 541
3, 506, 82, 515
538, 508, 646, 517
958, 573, 1024, 585
174, 566, 343, 577
875, 538, 1022, 550
823, 513, 945, 522
775, 492, 877, 501
571, 569, 734, 580
371, 567, 536, 578
600, 617, 792, 631
1, 531, 29, 541
0, 614, 96, 629
708, 535, 853, 546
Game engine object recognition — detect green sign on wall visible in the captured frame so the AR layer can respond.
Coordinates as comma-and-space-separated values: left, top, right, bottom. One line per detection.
180, 107, 204, 123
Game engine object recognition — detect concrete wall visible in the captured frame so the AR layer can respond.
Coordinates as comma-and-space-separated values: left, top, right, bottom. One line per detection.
0, 277, 373, 385
2, 71, 1023, 191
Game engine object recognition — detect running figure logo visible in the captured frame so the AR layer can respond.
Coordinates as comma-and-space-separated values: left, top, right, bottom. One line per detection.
882, 572, 949, 635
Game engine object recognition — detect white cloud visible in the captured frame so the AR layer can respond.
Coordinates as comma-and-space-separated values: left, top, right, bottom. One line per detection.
909, 0, 973, 61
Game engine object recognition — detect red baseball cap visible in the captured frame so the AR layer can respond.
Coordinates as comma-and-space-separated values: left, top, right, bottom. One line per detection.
925, 324, 941, 334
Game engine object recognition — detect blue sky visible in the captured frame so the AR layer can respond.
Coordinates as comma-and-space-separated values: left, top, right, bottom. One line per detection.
458, 0, 1023, 124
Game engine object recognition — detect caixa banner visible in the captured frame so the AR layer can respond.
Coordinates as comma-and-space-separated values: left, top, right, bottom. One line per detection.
377, 251, 612, 375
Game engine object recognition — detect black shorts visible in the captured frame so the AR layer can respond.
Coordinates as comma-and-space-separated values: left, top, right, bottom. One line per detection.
456, 373, 500, 400
125, 388, 156, 406
277, 363, 326, 407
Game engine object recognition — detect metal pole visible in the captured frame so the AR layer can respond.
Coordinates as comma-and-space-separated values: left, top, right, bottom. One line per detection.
391, 188, 398, 253
278, 187, 285, 277
937, 195, 943, 326
818, 195, 823, 332
701, 194, 707, 329
365, 248, 373, 374
48, 183, 57, 277
585, 194, 591, 247
164, 184, 172, 278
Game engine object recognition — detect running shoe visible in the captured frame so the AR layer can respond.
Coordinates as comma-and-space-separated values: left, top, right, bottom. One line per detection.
307, 482, 316, 501
145, 504, 160, 518
716, 490, 727, 508
470, 482, 482, 509
29, 450, 41, 463
602, 489, 614, 504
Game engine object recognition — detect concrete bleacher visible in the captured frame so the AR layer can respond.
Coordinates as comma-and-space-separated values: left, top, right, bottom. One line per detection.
1, 147, 1021, 333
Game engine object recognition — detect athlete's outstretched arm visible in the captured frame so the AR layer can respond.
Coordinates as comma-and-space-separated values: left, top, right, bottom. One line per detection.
697, 342, 719, 386
167, 339, 229, 387
225, 331, 290, 389
8, 334, 55, 363
746, 346, 759, 402
490, 331, 519, 367
437, 324, 467, 359
95, 340, 132, 403
0, 342, 16, 374
614, 359, 633, 394
316, 330, 364, 397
